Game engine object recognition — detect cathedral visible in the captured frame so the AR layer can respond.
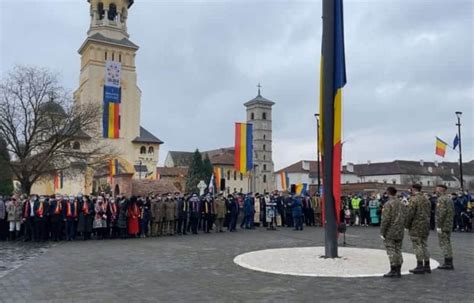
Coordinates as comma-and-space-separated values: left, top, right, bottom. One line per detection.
31, 0, 163, 195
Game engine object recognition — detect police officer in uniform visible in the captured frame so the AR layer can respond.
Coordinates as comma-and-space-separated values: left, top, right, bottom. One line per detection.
380, 187, 406, 278
405, 184, 432, 274
435, 184, 455, 270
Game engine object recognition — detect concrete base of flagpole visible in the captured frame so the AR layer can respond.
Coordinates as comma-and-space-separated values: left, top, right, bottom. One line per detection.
234, 247, 439, 278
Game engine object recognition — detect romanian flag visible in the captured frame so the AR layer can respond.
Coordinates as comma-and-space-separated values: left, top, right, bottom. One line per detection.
234, 123, 253, 173
109, 159, 119, 177
214, 167, 223, 190
279, 171, 289, 191
102, 86, 121, 139
103, 100, 120, 138
435, 137, 447, 157
319, 0, 346, 227
296, 183, 308, 195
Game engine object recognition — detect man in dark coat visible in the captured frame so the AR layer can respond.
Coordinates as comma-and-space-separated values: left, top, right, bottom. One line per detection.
77, 195, 94, 240
49, 195, 64, 241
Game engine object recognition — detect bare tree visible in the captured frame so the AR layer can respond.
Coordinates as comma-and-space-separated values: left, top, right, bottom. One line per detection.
0, 65, 114, 194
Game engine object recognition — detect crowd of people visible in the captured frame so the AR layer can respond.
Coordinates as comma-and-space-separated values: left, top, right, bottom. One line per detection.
0, 188, 471, 243
342, 190, 473, 232
0, 191, 325, 242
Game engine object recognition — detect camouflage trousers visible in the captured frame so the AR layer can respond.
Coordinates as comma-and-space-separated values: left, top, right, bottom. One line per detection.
410, 236, 430, 261
438, 231, 453, 258
384, 239, 403, 266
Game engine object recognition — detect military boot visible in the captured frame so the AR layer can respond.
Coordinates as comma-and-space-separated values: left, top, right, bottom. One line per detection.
424, 260, 431, 273
409, 261, 425, 274
383, 266, 397, 278
395, 265, 402, 278
438, 258, 454, 270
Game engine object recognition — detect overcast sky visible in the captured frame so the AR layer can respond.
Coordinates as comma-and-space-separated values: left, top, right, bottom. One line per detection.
1, 0, 473, 170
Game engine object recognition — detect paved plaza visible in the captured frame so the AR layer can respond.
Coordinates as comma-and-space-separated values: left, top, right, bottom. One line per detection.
0, 227, 472, 302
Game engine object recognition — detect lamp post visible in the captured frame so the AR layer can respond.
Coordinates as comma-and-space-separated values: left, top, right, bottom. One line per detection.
314, 113, 321, 195
455, 111, 463, 190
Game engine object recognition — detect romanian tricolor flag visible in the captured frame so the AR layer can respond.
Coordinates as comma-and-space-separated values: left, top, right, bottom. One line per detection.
435, 137, 447, 157
109, 159, 119, 177
296, 183, 308, 195
234, 123, 253, 173
319, 0, 346, 229
214, 167, 223, 190
103, 99, 120, 138
279, 171, 289, 191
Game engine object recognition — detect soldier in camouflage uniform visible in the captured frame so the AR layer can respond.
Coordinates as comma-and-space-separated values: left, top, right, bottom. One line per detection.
435, 184, 455, 270
380, 187, 405, 278
405, 184, 432, 274
150, 196, 165, 237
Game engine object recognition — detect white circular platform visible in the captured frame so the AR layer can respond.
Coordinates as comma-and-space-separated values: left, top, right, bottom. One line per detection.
234, 247, 440, 278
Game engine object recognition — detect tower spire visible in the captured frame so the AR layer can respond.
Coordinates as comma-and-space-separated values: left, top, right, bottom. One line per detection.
257, 83, 262, 96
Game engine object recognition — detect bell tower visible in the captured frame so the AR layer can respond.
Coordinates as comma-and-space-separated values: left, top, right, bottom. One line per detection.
73, 0, 163, 183
87, 0, 134, 40
244, 84, 275, 194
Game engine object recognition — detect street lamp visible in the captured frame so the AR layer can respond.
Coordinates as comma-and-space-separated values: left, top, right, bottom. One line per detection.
455, 111, 464, 190
314, 113, 321, 195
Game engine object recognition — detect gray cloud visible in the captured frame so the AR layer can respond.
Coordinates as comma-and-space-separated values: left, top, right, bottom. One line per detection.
1, 0, 472, 170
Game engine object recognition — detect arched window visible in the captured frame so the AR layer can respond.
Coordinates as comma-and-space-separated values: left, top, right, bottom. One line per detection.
262, 112, 267, 120
263, 164, 267, 171
263, 154, 266, 160
148, 146, 154, 154
98, 2, 105, 20
108, 3, 117, 21
72, 141, 81, 150
234, 171, 237, 180
263, 144, 266, 151
240, 173, 243, 181
263, 134, 266, 140
140, 146, 146, 154
251, 112, 254, 120
227, 170, 231, 180
263, 175, 267, 183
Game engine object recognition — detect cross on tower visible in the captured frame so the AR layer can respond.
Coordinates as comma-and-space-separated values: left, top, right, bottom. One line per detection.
257, 83, 262, 96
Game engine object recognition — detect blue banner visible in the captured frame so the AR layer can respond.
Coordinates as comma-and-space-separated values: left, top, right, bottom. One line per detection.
104, 86, 121, 103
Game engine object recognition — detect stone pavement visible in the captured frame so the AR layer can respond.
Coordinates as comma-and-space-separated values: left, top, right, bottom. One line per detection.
0, 227, 472, 303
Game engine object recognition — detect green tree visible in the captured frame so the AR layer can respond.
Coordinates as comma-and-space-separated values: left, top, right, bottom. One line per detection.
186, 149, 203, 193
202, 153, 214, 187
0, 136, 13, 195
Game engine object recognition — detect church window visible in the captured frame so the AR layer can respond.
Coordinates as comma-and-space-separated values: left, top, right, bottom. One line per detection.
119, 54, 122, 63
263, 164, 267, 171
148, 146, 154, 154
263, 134, 266, 140
98, 3, 105, 20
234, 171, 237, 180
263, 154, 266, 160
105, 51, 108, 60
263, 175, 267, 183
227, 170, 230, 180
140, 146, 146, 154
240, 173, 243, 181
108, 3, 117, 21
262, 112, 267, 120
72, 141, 81, 150
263, 144, 266, 151
251, 112, 254, 120
112, 53, 115, 61
392, 179, 396, 184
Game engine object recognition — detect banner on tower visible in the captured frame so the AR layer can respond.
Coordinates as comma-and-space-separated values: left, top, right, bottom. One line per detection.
103, 60, 122, 138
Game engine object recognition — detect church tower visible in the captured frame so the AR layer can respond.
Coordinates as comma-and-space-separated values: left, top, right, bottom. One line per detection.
244, 85, 275, 194
74, 0, 162, 184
